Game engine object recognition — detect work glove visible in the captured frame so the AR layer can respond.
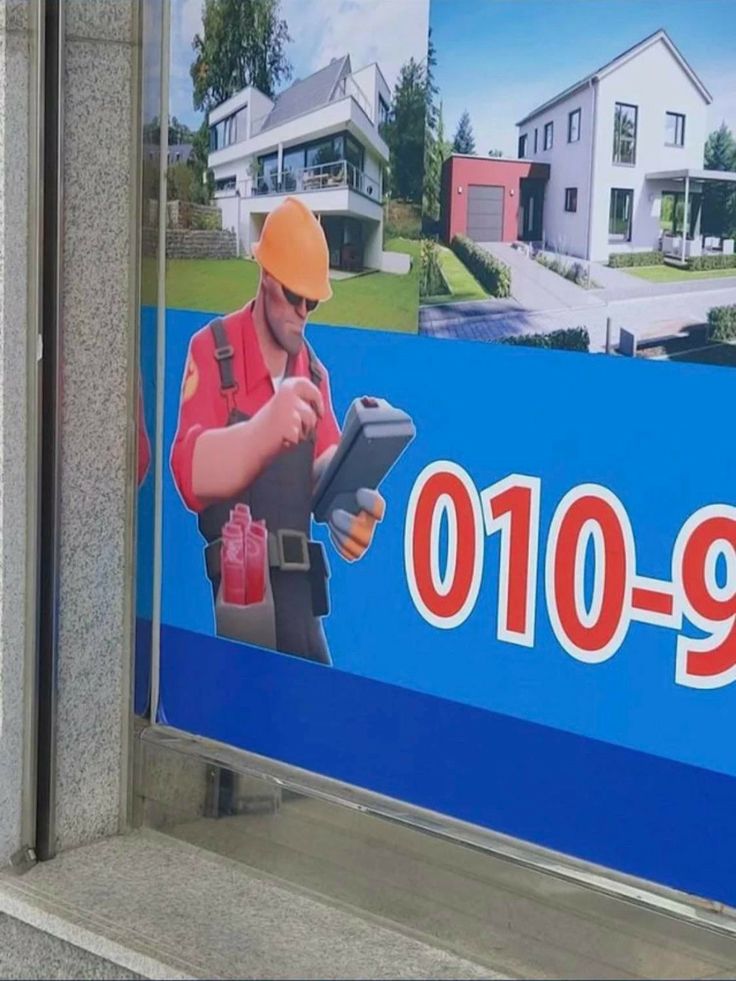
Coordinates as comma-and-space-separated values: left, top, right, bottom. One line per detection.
328, 488, 385, 562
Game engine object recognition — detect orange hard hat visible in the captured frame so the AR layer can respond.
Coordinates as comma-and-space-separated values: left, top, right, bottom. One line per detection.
253, 197, 333, 302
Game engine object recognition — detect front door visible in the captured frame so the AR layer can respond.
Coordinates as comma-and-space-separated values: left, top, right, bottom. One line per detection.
520, 179, 544, 241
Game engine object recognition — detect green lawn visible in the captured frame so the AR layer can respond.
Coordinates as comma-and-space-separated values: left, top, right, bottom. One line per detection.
165, 237, 420, 333
422, 244, 488, 305
624, 264, 736, 283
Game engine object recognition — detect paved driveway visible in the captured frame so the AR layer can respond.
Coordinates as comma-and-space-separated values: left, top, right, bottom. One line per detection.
419, 243, 736, 352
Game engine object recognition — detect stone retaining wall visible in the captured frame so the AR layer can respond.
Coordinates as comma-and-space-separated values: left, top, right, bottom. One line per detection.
166, 229, 237, 259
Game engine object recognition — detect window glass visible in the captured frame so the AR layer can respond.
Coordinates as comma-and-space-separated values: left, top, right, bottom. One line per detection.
379, 95, 390, 128
568, 109, 581, 143
564, 187, 577, 212
257, 152, 279, 193
518, 134, 528, 157
609, 188, 633, 239
534, 128, 538, 153
544, 121, 553, 150
613, 103, 637, 164
665, 112, 685, 147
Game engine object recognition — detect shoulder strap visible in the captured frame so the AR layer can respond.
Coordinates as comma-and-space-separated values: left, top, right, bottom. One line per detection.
303, 339, 323, 387
209, 317, 244, 424
209, 317, 237, 392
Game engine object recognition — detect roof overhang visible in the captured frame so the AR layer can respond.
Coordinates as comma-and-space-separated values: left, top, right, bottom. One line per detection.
646, 168, 736, 183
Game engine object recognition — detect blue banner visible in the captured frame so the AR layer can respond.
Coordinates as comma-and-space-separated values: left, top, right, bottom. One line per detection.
153, 306, 736, 906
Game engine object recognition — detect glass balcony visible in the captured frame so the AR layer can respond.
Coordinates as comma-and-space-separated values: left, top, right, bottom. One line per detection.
252, 159, 382, 201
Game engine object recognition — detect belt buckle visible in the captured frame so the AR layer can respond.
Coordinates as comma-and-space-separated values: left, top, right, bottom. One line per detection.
276, 529, 310, 572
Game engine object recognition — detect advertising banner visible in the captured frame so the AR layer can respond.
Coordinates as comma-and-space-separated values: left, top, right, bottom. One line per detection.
136, 0, 736, 909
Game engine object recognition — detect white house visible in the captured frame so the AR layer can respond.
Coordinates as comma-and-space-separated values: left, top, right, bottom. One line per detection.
207, 56, 406, 274
514, 30, 735, 262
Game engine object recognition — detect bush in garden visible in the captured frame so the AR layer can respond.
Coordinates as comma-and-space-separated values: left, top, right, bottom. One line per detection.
608, 251, 664, 267
708, 305, 736, 341
420, 238, 448, 297
688, 253, 736, 271
450, 234, 511, 297
498, 326, 590, 352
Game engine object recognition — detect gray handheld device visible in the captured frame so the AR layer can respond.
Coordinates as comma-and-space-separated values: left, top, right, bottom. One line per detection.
312, 396, 416, 523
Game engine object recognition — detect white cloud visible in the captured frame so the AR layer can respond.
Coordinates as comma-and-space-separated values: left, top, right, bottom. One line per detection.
275, 0, 428, 91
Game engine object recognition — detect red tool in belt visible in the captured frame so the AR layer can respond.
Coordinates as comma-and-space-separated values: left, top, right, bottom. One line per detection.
221, 504, 266, 606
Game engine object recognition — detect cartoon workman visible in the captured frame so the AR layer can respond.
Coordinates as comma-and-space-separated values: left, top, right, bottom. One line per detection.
170, 197, 385, 665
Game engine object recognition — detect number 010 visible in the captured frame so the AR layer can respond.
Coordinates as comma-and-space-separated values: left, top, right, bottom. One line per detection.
405, 463, 736, 688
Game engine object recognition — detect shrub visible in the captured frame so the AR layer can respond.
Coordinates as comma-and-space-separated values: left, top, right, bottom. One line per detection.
499, 326, 590, 352
419, 238, 448, 298
608, 251, 664, 267
708, 304, 736, 341
688, 253, 736, 271
535, 252, 599, 288
450, 234, 511, 298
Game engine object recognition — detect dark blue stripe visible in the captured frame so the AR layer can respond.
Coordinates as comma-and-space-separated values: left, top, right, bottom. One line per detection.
159, 622, 736, 907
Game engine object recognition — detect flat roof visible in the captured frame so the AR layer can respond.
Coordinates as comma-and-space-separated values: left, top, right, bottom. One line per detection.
646, 168, 736, 183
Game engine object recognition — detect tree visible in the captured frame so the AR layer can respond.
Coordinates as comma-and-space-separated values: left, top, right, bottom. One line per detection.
703, 123, 736, 236
452, 111, 476, 155
423, 101, 452, 223
383, 58, 427, 203
191, 0, 292, 113
488, 148, 503, 158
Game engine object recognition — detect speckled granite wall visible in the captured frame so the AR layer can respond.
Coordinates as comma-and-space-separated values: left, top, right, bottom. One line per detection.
54, 0, 140, 851
0, 0, 34, 866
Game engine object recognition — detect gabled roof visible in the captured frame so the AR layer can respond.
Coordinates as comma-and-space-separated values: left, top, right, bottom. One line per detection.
517, 29, 712, 127
261, 55, 351, 132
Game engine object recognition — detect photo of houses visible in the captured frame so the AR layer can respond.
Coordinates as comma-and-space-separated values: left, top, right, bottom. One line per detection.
420, 0, 736, 367
158, 0, 431, 331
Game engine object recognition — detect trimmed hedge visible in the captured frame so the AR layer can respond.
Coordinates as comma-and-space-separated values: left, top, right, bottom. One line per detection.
608, 251, 664, 267
708, 304, 736, 341
450, 234, 511, 297
688, 253, 736, 271
499, 326, 590, 352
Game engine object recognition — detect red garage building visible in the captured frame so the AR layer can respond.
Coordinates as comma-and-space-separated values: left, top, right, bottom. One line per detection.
441, 155, 550, 245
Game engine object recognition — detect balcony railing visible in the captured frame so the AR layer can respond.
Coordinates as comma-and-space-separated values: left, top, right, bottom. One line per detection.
252, 159, 382, 201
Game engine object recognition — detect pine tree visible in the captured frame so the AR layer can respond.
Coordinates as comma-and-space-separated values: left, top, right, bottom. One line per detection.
383, 58, 427, 203
452, 111, 476, 155
703, 123, 736, 236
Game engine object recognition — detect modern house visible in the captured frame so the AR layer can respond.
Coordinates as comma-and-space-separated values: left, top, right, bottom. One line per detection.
442, 30, 736, 263
207, 55, 404, 275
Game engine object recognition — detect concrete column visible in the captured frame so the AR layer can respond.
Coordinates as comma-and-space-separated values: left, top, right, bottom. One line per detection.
53, 0, 141, 851
682, 176, 689, 263
0, 0, 37, 867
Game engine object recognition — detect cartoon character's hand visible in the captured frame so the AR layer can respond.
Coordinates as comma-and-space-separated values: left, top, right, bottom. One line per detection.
328, 488, 385, 562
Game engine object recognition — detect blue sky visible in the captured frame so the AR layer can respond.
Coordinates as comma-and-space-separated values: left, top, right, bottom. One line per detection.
431, 0, 736, 157
169, 0, 429, 131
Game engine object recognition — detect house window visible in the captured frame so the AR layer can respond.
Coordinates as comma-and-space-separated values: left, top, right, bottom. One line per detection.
534, 128, 538, 153
215, 175, 236, 192
661, 189, 701, 237
564, 187, 578, 212
518, 133, 528, 158
543, 121, 553, 150
378, 95, 390, 129
609, 188, 633, 240
613, 102, 637, 164
665, 111, 685, 147
568, 108, 581, 143
209, 112, 239, 152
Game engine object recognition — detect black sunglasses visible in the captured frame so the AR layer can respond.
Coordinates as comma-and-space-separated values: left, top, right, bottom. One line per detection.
282, 285, 319, 312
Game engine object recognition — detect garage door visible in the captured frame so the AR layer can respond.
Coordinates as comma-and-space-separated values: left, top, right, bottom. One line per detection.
467, 185, 504, 242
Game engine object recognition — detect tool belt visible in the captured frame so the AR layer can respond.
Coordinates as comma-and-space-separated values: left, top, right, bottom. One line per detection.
205, 529, 330, 617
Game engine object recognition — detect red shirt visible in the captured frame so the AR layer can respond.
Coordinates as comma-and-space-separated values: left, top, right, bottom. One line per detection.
170, 303, 340, 513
